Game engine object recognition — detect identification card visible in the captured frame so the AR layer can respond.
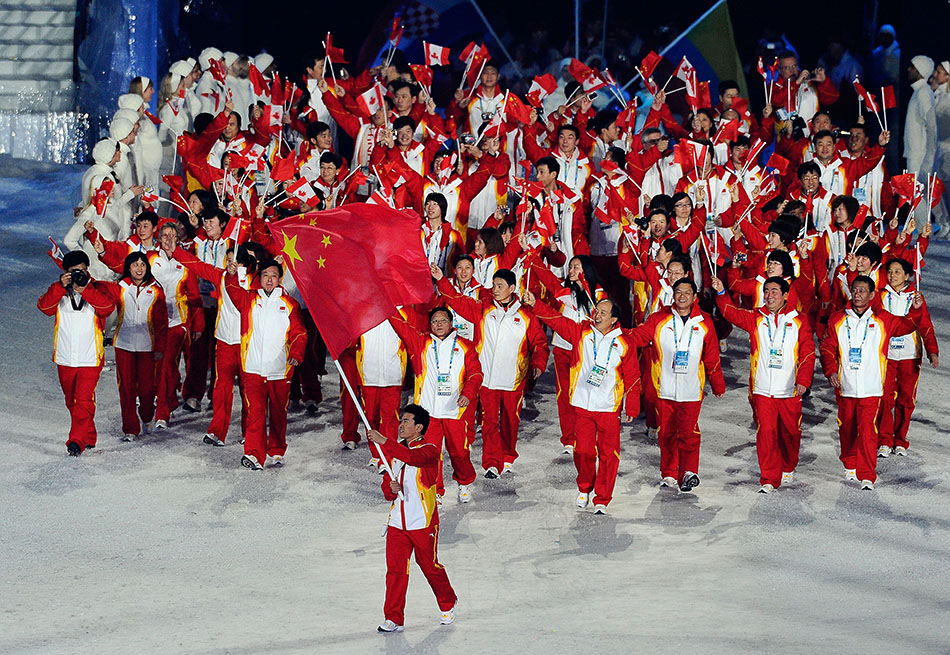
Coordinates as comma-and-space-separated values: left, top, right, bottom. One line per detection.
436, 373, 453, 396
587, 364, 607, 387
853, 187, 867, 204
768, 348, 784, 369
890, 336, 904, 350
674, 350, 690, 373
848, 347, 863, 370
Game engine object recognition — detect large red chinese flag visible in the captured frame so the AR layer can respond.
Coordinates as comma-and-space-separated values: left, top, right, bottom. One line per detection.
269, 205, 433, 358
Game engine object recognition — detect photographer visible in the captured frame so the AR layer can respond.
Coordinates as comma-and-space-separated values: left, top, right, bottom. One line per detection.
37, 251, 117, 456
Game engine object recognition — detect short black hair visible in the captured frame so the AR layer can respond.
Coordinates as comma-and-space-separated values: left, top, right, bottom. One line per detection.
389, 79, 416, 97
306, 121, 331, 140
135, 210, 158, 227
661, 238, 683, 257
672, 277, 697, 294
257, 258, 283, 278
886, 257, 913, 276
456, 254, 475, 267
204, 207, 230, 230
492, 268, 517, 287
812, 129, 835, 144
763, 275, 790, 294
855, 241, 883, 264
428, 306, 453, 323
393, 115, 416, 133
557, 124, 580, 140
122, 251, 153, 282
718, 79, 740, 96
62, 250, 89, 270
797, 161, 821, 181
320, 151, 343, 169
766, 249, 795, 277
536, 155, 560, 176
402, 403, 430, 434
425, 192, 448, 219
852, 275, 875, 293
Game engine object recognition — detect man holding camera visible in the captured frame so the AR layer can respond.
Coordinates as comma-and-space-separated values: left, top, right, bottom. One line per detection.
37, 251, 117, 456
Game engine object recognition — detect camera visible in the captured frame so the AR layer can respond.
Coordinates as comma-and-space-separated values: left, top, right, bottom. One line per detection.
734, 252, 748, 263
832, 128, 851, 140
633, 215, 651, 230
459, 133, 476, 146
480, 112, 494, 122
69, 269, 90, 287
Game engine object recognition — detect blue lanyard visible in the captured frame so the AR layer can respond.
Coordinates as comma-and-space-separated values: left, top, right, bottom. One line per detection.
845, 314, 871, 350
671, 315, 694, 351
886, 291, 912, 315
432, 334, 458, 375
590, 332, 616, 367
203, 239, 219, 264
764, 313, 789, 349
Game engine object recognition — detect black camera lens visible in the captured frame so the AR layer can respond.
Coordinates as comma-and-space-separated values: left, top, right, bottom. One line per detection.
70, 269, 90, 287
481, 112, 493, 122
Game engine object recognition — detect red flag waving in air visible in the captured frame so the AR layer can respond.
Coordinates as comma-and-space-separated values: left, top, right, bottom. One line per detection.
503, 93, 534, 125
270, 154, 297, 182
248, 64, 268, 96
268, 205, 434, 358
881, 85, 897, 110
568, 58, 606, 94
526, 74, 557, 108
325, 32, 348, 64
92, 178, 114, 215
638, 51, 662, 80
410, 64, 433, 91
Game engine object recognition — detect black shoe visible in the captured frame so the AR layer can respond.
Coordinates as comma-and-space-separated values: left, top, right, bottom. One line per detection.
484, 467, 499, 479
67, 442, 82, 456
181, 399, 200, 413
306, 401, 319, 415
679, 472, 700, 492
85, 443, 95, 449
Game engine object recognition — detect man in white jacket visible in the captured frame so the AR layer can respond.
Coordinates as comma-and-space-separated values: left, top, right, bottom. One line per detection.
904, 56, 936, 181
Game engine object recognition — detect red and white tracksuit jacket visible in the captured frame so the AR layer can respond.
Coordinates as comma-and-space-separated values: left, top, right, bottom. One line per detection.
38, 282, 115, 366
436, 277, 549, 392
820, 305, 922, 398
388, 321, 483, 421
225, 279, 307, 380
522, 142, 593, 196
716, 296, 815, 397
149, 250, 204, 332
630, 305, 727, 402
877, 285, 938, 362
532, 301, 641, 416
357, 317, 408, 388
442, 278, 482, 341
103, 279, 168, 353
422, 220, 463, 276
381, 437, 442, 530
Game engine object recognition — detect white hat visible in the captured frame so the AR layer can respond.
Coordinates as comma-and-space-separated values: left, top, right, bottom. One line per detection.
942, 60, 950, 75
223, 51, 239, 67
254, 53, 274, 72
170, 59, 193, 78
117, 93, 144, 111
112, 108, 140, 125
912, 55, 934, 80
109, 117, 135, 141
199, 47, 222, 70
184, 57, 197, 70
91, 137, 118, 165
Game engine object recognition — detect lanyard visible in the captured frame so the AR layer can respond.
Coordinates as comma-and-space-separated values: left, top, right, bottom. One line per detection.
886, 290, 912, 315
590, 331, 616, 367
559, 153, 581, 189
845, 314, 872, 350
432, 334, 458, 374
203, 239, 220, 264
764, 313, 789, 350
671, 314, 694, 351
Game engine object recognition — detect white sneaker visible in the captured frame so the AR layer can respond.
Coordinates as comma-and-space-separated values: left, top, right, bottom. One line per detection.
659, 476, 677, 488
440, 606, 456, 625
502, 462, 512, 475
458, 484, 472, 504
861, 479, 875, 490
241, 454, 263, 470
844, 468, 858, 481
593, 504, 607, 514
878, 445, 891, 458
154, 420, 168, 430
895, 446, 907, 457
562, 444, 574, 455
265, 454, 284, 468
122, 434, 135, 442
436, 494, 443, 507
679, 471, 700, 492
759, 484, 775, 494
647, 427, 658, 439
781, 471, 795, 485
377, 620, 404, 633
575, 492, 589, 508
342, 440, 357, 450
203, 434, 225, 447
484, 466, 499, 479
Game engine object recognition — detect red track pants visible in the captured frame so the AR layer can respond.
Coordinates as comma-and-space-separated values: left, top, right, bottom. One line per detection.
183, 306, 217, 402
479, 387, 524, 471
553, 347, 576, 447
878, 358, 920, 450
427, 416, 478, 492
656, 398, 703, 482
573, 408, 622, 505
155, 324, 188, 421
384, 524, 456, 626
240, 372, 291, 464
641, 350, 658, 430
115, 348, 157, 436
752, 395, 802, 487
58, 365, 102, 450
338, 348, 362, 444
206, 341, 244, 442
837, 395, 882, 483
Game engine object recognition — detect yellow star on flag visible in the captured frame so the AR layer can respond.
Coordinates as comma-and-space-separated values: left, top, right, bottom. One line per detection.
309, 217, 319, 226
321, 234, 332, 247
317, 256, 326, 268
281, 234, 303, 267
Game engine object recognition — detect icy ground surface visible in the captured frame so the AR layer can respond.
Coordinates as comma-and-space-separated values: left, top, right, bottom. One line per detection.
1, 158, 948, 654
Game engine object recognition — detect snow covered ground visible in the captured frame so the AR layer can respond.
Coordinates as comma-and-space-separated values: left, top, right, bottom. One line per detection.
1, 158, 949, 654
